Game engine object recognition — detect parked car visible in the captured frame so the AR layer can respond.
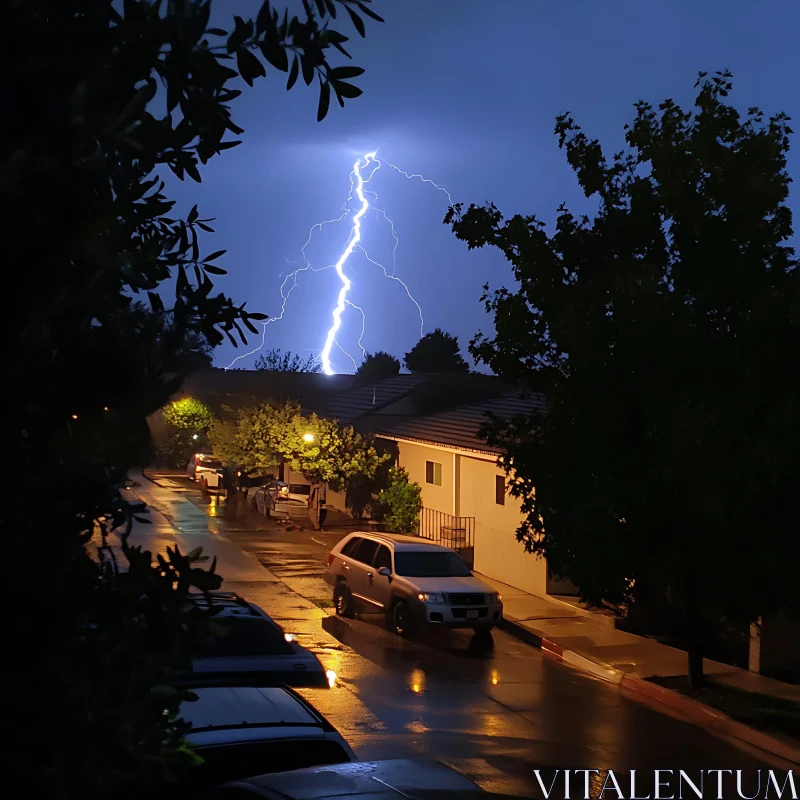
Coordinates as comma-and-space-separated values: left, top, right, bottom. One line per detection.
170, 683, 356, 798
187, 453, 225, 494
204, 758, 490, 799
181, 591, 330, 688
252, 481, 289, 516
252, 481, 313, 516
325, 533, 503, 637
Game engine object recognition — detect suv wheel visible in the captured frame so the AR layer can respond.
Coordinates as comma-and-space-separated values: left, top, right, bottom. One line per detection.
334, 582, 354, 618
390, 600, 414, 637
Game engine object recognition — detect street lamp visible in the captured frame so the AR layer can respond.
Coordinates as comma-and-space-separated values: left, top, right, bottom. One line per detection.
192, 434, 199, 440
303, 433, 314, 443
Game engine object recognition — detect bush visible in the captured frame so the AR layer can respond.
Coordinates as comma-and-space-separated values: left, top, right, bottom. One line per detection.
377, 466, 422, 534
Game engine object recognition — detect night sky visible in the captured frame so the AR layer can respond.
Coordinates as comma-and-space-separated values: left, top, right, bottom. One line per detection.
166, 0, 800, 374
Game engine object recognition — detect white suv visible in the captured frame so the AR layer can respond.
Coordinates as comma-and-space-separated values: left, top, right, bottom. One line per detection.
325, 532, 503, 637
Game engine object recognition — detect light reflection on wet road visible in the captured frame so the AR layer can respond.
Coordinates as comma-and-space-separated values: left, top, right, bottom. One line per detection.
183, 488, 778, 797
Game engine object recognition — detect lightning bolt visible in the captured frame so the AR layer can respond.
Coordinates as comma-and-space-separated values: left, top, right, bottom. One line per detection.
319, 152, 379, 375
225, 151, 451, 373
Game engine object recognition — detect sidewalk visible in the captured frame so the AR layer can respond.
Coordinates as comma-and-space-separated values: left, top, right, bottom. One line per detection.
478, 572, 800, 764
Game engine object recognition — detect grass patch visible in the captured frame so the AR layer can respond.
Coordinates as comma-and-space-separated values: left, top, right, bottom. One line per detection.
649, 675, 800, 744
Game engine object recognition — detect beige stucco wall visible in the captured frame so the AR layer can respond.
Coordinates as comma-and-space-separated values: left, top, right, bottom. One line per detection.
459, 454, 547, 596
394, 439, 547, 597
397, 441, 455, 514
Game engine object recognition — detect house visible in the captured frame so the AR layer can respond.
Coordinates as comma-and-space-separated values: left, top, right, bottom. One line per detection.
152, 368, 565, 598
373, 392, 573, 597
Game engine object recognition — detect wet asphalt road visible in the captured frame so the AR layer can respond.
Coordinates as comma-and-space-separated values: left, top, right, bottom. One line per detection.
176, 484, 780, 797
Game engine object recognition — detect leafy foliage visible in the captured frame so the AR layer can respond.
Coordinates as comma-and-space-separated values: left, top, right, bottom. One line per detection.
157, 430, 207, 469
4, 0, 382, 794
447, 71, 800, 685
254, 348, 321, 372
377, 466, 422, 534
162, 397, 216, 431
210, 401, 388, 490
404, 328, 469, 373
355, 350, 401, 383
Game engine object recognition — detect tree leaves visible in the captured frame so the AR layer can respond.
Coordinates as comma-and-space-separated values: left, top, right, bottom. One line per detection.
447, 71, 800, 645
260, 38, 289, 72
285, 56, 299, 90
5, 0, 383, 784
209, 401, 389, 490
329, 65, 365, 80
236, 48, 266, 86
345, 4, 366, 37
317, 80, 331, 122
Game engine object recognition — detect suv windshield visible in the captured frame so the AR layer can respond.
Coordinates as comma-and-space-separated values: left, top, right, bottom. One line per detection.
394, 551, 472, 578
192, 617, 294, 658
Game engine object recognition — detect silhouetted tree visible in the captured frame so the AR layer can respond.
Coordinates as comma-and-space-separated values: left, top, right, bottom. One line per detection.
255, 348, 321, 373
355, 350, 400, 382
447, 71, 800, 689
404, 328, 469, 373
4, 0, 382, 794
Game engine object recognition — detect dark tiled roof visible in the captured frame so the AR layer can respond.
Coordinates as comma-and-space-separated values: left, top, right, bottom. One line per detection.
178, 369, 356, 415
326, 374, 430, 422
375, 392, 547, 454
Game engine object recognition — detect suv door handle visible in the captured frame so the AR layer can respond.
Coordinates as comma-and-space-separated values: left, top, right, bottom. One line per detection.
366, 572, 373, 578
343, 564, 350, 570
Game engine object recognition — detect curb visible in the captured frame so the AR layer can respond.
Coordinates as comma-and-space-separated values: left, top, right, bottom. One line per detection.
498, 615, 800, 766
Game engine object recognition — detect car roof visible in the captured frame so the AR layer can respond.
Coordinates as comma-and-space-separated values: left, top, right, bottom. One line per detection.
342, 532, 452, 552
216, 759, 482, 798
181, 686, 321, 732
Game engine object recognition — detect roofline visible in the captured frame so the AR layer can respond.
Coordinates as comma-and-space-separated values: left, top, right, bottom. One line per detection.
376, 433, 500, 461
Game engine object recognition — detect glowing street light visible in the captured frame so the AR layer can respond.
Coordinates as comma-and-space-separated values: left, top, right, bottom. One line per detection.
303, 433, 315, 443
192, 434, 199, 440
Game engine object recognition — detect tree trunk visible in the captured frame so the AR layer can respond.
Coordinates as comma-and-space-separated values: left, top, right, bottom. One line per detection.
686, 599, 705, 689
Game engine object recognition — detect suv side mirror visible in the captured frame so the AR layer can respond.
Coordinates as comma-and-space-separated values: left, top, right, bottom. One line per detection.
377, 566, 392, 577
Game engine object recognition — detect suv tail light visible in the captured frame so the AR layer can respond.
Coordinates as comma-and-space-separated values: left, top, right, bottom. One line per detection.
327, 554, 335, 566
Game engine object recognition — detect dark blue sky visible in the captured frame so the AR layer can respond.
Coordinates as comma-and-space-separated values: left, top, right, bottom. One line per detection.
167, 0, 800, 373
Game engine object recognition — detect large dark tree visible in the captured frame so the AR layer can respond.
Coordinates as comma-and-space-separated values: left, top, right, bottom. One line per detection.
404, 328, 469, 373
3, 0, 382, 795
355, 350, 401, 382
255, 347, 321, 372
447, 71, 800, 688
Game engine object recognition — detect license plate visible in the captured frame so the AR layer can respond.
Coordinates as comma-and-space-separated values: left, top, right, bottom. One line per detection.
466, 609, 479, 618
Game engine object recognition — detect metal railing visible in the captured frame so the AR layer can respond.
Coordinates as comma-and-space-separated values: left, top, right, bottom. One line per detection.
418, 507, 475, 568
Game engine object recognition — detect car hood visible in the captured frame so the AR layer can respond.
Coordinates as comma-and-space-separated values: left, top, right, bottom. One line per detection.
405, 575, 496, 595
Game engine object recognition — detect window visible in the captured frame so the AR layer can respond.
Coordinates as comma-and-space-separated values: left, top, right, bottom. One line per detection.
495, 475, 505, 505
351, 538, 380, 565
341, 537, 363, 558
394, 551, 472, 578
425, 460, 442, 486
373, 545, 392, 571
